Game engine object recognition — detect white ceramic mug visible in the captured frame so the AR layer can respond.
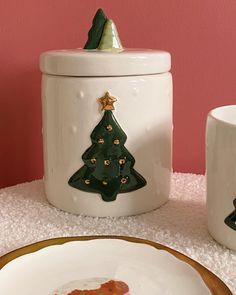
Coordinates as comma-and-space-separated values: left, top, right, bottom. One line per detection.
206, 105, 236, 250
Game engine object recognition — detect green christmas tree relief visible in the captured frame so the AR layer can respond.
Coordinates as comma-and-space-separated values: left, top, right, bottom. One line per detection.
68, 92, 147, 201
84, 8, 107, 49
225, 198, 236, 231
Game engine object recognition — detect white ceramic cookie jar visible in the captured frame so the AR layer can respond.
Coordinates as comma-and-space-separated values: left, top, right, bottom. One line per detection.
40, 9, 172, 217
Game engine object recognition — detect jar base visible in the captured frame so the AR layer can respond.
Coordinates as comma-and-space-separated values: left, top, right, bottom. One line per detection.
45, 182, 169, 217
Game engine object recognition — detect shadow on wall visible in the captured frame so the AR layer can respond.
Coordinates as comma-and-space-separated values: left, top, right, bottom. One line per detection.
0, 65, 43, 188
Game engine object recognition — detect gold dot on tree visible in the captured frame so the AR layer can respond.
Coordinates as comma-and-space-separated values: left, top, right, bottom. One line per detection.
102, 180, 108, 186
119, 159, 125, 165
106, 124, 113, 131
121, 177, 128, 184
114, 139, 120, 145
104, 160, 110, 166
90, 158, 96, 164
84, 179, 90, 185
98, 138, 104, 144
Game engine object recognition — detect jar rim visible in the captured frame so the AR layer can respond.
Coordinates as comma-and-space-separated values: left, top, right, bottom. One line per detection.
40, 48, 171, 77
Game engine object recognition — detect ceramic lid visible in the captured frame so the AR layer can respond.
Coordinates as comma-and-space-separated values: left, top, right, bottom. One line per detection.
40, 49, 171, 77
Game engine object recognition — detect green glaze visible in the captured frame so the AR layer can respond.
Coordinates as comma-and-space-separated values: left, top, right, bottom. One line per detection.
68, 110, 146, 202
98, 19, 123, 51
84, 8, 107, 49
224, 198, 236, 230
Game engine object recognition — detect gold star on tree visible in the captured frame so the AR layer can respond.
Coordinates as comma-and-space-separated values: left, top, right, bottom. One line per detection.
98, 91, 117, 110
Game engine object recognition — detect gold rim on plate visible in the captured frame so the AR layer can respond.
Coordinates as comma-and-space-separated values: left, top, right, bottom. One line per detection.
0, 235, 232, 295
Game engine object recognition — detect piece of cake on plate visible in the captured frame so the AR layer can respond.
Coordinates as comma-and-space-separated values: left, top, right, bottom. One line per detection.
53, 277, 130, 295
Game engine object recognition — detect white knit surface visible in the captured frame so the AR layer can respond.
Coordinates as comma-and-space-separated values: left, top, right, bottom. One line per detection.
0, 173, 235, 294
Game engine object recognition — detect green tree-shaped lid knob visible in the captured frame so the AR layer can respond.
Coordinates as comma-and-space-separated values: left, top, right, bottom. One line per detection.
84, 9, 123, 51
98, 19, 123, 51
84, 9, 107, 49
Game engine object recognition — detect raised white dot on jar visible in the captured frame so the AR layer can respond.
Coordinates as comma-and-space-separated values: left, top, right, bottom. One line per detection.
156, 188, 161, 195
154, 159, 162, 168
77, 90, 85, 99
132, 87, 139, 96
72, 195, 78, 203
70, 125, 77, 133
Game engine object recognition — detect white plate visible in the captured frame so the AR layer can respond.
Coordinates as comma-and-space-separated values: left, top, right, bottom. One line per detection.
0, 237, 230, 294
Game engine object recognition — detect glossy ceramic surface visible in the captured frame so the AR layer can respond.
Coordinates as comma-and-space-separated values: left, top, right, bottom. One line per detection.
98, 19, 123, 51
84, 8, 107, 50
0, 236, 231, 295
206, 105, 236, 250
42, 73, 172, 216
83, 8, 123, 52
40, 49, 171, 76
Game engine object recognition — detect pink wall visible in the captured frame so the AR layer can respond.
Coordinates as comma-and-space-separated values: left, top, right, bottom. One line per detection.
0, 0, 236, 188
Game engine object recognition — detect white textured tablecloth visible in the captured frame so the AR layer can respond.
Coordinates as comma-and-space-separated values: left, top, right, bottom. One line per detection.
0, 173, 235, 294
